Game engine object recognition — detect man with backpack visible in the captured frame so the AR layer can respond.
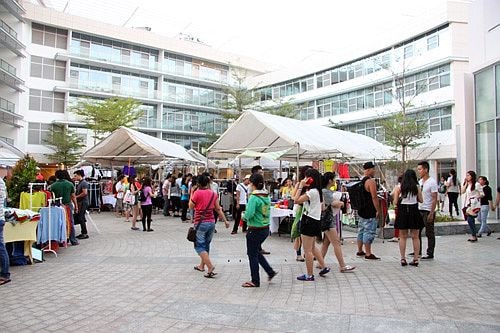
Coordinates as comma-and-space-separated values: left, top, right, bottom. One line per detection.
355, 162, 382, 260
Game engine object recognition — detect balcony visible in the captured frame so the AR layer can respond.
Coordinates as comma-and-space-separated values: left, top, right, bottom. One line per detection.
0, 58, 23, 91
57, 50, 161, 77
0, 0, 25, 21
55, 82, 161, 103
0, 18, 25, 56
0, 96, 22, 127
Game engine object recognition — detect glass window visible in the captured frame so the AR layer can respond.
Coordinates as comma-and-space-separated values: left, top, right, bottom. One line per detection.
476, 120, 496, 179
475, 67, 495, 122
427, 35, 439, 50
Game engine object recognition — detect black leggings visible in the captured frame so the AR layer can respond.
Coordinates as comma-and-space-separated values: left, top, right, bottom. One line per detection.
448, 192, 459, 216
181, 200, 189, 221
141, 204, 153, 230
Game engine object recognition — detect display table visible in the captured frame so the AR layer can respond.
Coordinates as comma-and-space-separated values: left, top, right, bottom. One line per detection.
4, 220, 39, 262
269, 207, 294, 234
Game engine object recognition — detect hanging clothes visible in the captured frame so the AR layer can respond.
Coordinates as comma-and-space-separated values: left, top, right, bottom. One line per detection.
37, 206, 67, 245
19, 192, 47, 212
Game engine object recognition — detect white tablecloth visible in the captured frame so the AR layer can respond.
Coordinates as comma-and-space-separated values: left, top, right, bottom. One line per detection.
269, 207, 294, 233
102, 195, 117, 207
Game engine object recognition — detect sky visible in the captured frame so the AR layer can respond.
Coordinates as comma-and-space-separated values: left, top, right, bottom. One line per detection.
35, 0, 452, 68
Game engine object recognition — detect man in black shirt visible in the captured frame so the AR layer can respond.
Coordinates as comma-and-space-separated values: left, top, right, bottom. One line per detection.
74, 170, 90, 239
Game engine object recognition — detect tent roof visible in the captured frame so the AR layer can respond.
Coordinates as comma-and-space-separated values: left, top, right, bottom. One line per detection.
208, 111, 394, 161
0, 140, 24, 167
82, 127, 199, 166
187, 149, 218, 169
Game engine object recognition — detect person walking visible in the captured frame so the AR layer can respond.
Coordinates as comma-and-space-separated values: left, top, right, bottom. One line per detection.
356, 162, 382, 260
393, 170, 424, 267
461, 171, 483, 242
446, 169, 460, 218
73, 170, 90, 239
232, 175, 250, 234
115, 175, 126, 218
320, 172, 356, 272
190, 173, 229, 278
0, 177, 11, 286
293, 168, 330, 281
477, 176, 493, 237
437, 176, 447, 212
241, 173, 278, 287
170, 174, 181, 217
140, 177, 154, 232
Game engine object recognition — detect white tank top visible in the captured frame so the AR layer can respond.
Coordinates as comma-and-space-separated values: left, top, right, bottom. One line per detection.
400, 193, 418, 205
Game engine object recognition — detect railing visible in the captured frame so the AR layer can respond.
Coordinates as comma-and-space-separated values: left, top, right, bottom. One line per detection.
0, 58, 16, 76
0, 96, 15, 113
0, 18, 17, 39
69, 49, 160, 71
68, 81, 160, 100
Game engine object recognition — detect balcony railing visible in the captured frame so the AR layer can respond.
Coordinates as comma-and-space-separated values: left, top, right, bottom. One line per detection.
0, 18, 17, 38
68, 81, 160, 100
68, 48, 160, 71
0, 58, 16, 76
0, 96, 15, 113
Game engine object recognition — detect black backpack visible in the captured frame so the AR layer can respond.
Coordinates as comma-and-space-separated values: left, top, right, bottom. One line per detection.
345, 179, 367, 211
138, 189, 147, 202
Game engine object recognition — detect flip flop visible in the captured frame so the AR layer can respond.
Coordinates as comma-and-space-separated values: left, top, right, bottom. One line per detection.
193, 266, 204, 272
241, 281, 258, 288
340, 265, 356, 273
204, 271, 217, 278
0, 278, 11, 286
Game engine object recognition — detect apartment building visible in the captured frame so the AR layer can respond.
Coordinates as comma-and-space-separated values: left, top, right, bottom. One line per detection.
251, 1, 471, 179
7, 1, 272, 162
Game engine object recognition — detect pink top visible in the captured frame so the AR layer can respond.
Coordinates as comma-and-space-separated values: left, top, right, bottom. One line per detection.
140, 186, 152, 206
191, 189, 218, 224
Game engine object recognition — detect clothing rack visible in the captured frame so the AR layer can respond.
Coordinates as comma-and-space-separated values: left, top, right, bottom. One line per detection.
28, 182, 47, 211
44, 197, 63, 257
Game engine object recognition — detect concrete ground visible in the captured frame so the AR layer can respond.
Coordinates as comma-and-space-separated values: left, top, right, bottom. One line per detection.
1, 212, 499, 333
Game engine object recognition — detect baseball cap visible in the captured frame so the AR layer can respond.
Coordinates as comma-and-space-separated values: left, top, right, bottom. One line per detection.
363, 161, 376, 170
244, 174, 251, 179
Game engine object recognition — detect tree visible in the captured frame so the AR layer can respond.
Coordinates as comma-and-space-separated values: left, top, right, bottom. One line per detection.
261, 100, 299, 119
221, 69, 259, 120
71, 97, 142, 143
376, 57, 429, 166
7, 155, 38, 208
44, 125, 85, 166
200, 133, 220, 154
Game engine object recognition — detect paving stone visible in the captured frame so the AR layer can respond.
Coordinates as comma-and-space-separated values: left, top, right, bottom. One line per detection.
0, 213, 499, 332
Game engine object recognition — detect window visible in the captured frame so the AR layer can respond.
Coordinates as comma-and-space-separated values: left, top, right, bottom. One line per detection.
31, 23, 68, 49
28, 122, 52, 144
404, 45, 414, 59
29, 89, 65, 113
427, 35, 439, 50
31, 56, 66, 81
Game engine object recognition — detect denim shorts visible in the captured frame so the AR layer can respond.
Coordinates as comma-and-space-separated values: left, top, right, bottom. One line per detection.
194, 222, 215, 254
357, 217, 377, 244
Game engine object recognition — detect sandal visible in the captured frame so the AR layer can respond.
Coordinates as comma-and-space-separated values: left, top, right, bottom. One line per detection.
340, 265, 356, 272
193, 266, 204, 272
0, 277, 11, 286
409, 260, 419, 267
204, 271, 217, 278
401, 259, 408, 267
241, 281, 258, 288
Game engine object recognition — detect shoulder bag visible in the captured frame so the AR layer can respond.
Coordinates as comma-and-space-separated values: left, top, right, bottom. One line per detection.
187, 192, 216, 242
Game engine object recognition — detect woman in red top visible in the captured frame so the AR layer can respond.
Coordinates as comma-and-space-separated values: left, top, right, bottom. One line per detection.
189, 173, 229, 278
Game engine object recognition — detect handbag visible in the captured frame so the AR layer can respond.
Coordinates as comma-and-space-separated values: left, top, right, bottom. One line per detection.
320, 206, 335, 231
187, 192, 215, 242
466, 196, 481, 217
124, 190, 135, 205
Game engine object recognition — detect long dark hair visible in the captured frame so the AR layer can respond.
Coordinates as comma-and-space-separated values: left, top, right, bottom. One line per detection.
142, 176, 152, 188
197, 172, 210, 188
478, 176, 489, 186
449, 169, 457, 186
298, 165, 312, 195
305, 168, 323, 202
322, 172, 336, 189
401, 169, 418, 198
467, 170, 477, 191
249, 173, 265, 190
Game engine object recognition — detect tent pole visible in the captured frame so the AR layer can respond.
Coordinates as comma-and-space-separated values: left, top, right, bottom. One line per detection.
296, 142, 300, 182
238, 157, 242, 181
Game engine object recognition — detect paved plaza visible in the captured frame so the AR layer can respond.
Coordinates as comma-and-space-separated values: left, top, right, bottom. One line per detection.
1, 212, 499, 333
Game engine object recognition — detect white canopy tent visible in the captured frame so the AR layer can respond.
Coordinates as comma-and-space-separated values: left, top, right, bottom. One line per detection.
0, 140, 24, 167
187, 149, 218, 169
208, 110, 394, 162
81, 126, 199, 166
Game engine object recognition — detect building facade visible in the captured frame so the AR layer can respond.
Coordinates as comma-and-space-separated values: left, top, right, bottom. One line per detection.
4, 1, 272, 162
251, 1, 471, 179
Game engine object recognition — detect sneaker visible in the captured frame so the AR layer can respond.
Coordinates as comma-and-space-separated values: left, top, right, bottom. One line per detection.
297, 274, 314, 281
421, 255, 434, 260
268, 271, 278, 282
319, 267, 331, 276
356, 251, 366, 256
365, 254, 380, 260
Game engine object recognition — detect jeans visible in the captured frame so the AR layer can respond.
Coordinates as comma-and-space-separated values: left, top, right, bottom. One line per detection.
246, 228, 274, 286
0, 220, 10, 279
75, 201, 88, 235
418, 210, 435, 256
467, 214, 477, 237
357, 217, 377, 244
170, 196, 180, 214
448, 192, 459, 217
477, 205, 491, 235
232, 204, 246, 233
163, 197, 170, 216
141, 204, 153, 230
69, 204, 78, 244
194, 222, 215, 254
